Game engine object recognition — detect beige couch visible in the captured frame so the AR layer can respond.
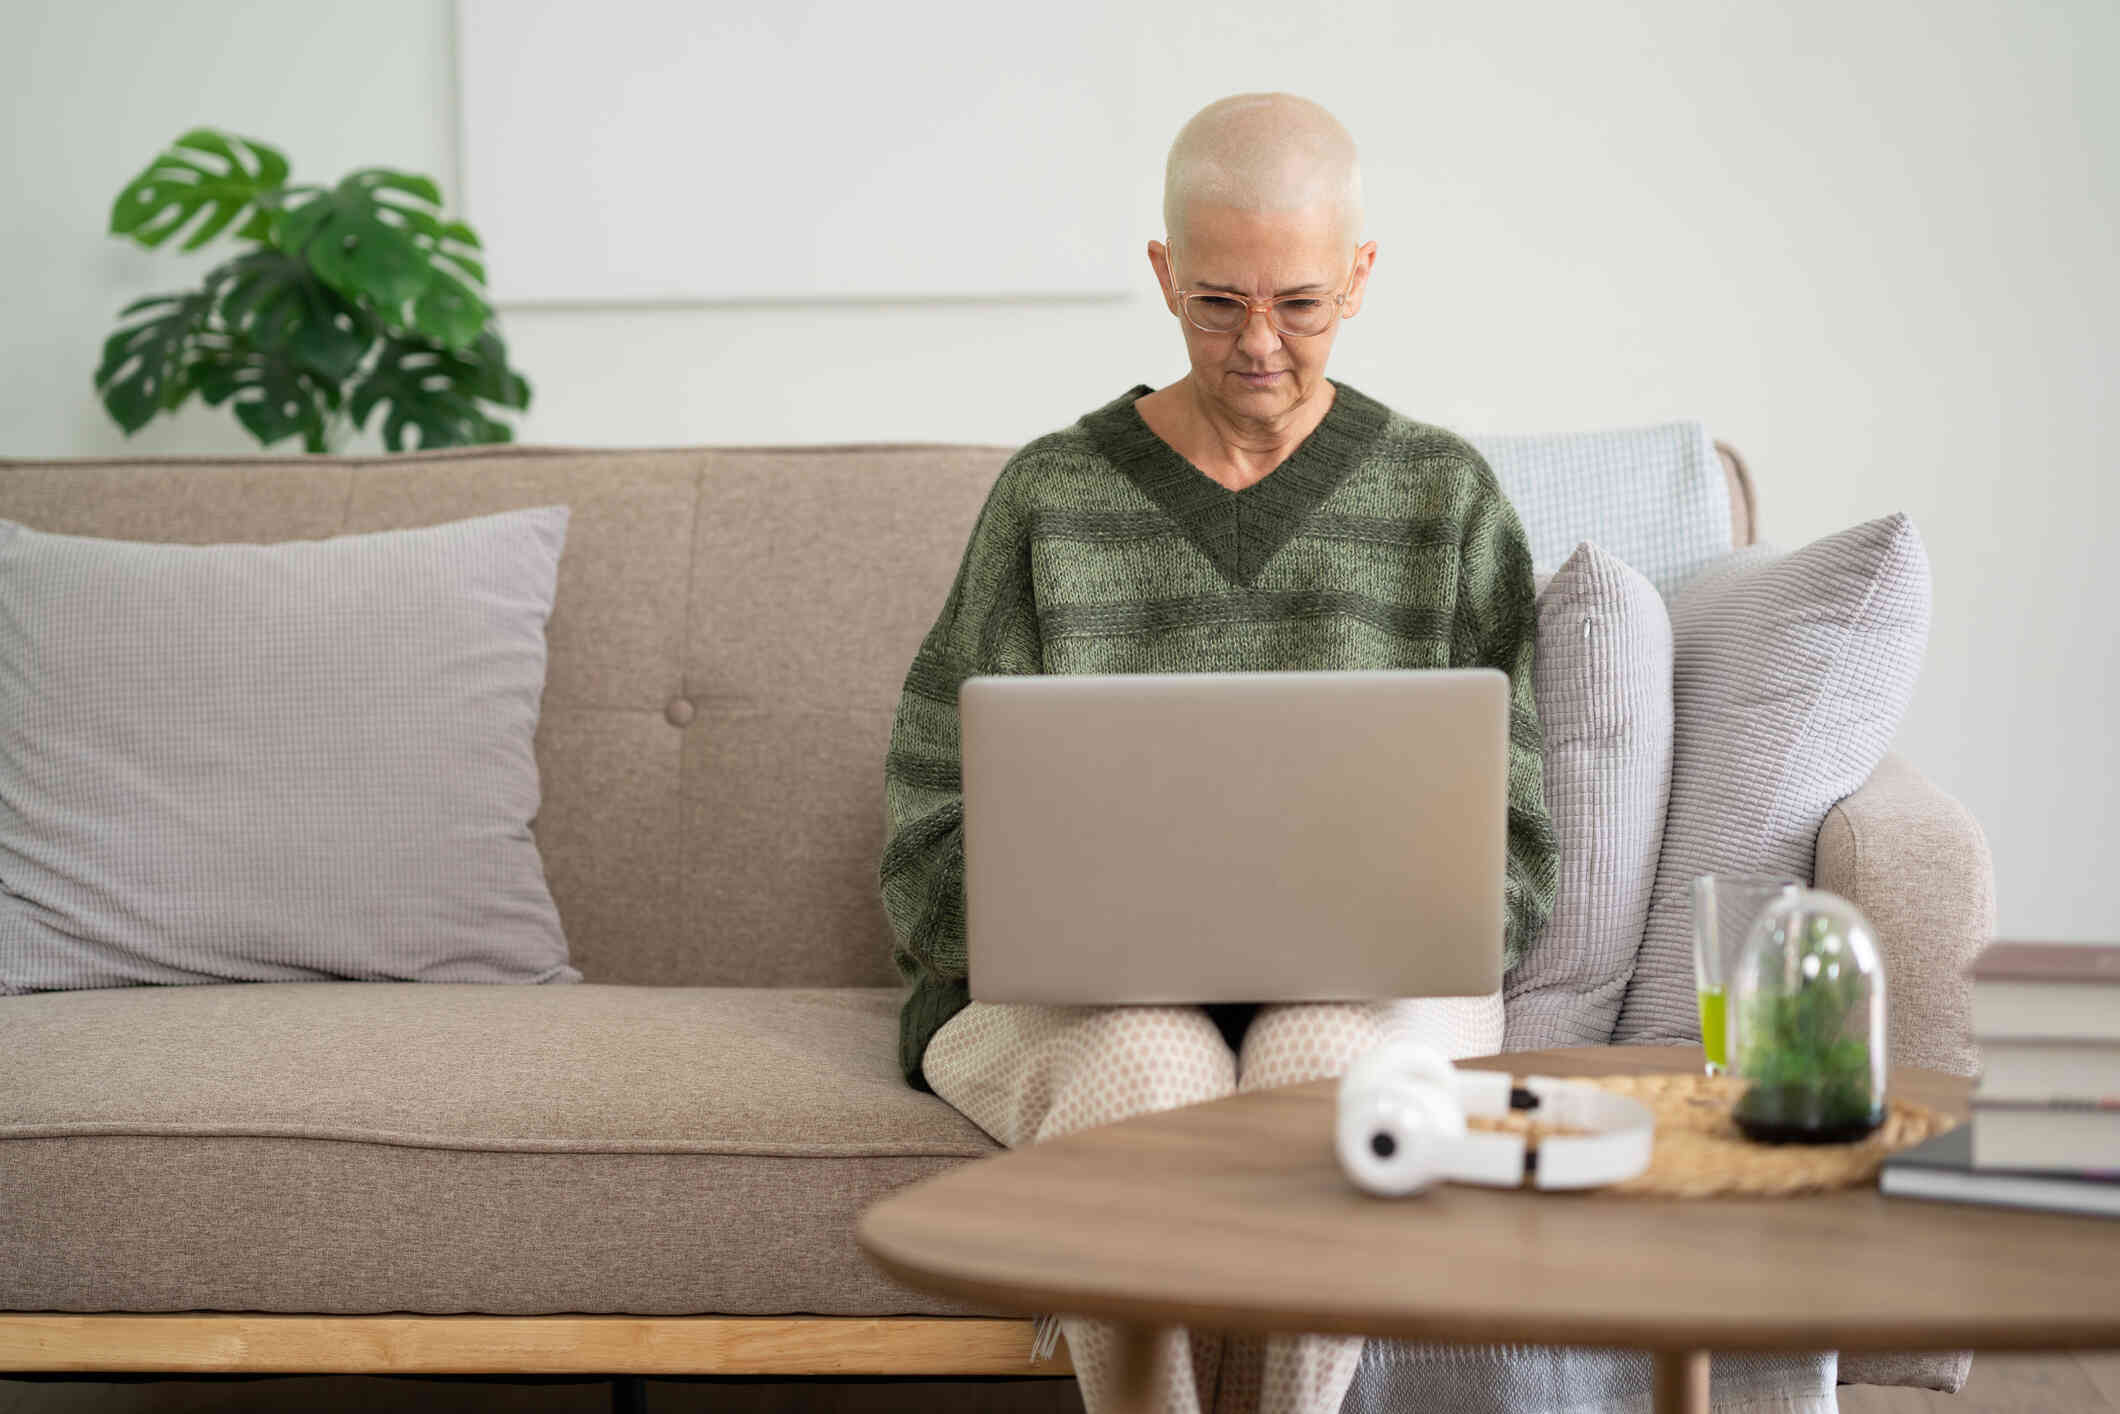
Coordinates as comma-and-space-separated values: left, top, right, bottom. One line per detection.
0, 438, 1991, 1408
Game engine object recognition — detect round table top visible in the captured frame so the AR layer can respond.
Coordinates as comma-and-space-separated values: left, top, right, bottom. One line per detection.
857, 1045, 2120, 1354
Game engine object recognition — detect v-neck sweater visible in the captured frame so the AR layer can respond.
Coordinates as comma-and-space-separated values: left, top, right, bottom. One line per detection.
878, 379, 1558, 1091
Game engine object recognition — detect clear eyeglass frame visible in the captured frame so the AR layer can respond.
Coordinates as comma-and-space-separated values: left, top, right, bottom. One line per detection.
1163, 243, 1360, 338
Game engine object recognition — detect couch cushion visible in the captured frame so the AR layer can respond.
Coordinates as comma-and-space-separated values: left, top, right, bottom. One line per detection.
1503, 543, 1674, 1050
0, 508, 577, 995
1614, 515, 1932, 1044
0, 444, 1021, 992
0, 982, 1002, 1315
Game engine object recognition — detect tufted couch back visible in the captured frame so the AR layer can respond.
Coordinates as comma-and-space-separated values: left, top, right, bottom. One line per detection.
0, 437, 1750, 988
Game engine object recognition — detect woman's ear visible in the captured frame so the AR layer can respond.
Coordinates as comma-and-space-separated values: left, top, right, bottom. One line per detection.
1342, 240, 1379, 320
1147, 239, 1179, 316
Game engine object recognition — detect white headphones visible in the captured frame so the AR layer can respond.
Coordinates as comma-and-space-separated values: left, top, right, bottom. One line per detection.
1335, 1038, 1656, 1195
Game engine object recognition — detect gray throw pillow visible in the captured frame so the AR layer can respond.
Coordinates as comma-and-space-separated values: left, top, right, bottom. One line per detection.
1503, 542, 1674, 1051
1613, 513, 1931, 1043
0, 507, 580, 993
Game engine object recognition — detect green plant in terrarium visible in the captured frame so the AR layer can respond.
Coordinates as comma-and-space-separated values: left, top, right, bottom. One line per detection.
1728, 889, 1887, 1144
94, 128, 530, 453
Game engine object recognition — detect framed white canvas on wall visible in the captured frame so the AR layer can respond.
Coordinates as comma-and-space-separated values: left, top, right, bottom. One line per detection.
455, 0, 1133, 303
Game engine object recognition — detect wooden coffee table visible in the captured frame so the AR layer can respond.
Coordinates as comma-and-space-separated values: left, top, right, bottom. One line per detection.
858, 1045, 2120, 1414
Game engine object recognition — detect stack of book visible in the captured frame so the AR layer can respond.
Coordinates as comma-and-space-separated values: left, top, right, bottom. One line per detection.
1880, 940, 2120, 1216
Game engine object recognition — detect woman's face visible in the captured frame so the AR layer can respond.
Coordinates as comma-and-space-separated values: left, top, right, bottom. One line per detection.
1149, 201, 1376, 427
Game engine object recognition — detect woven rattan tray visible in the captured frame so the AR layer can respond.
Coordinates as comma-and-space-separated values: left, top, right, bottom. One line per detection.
1465, 1071, 1957, 1197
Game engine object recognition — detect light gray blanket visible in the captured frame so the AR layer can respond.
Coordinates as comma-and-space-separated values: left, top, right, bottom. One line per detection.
1343, 1342, 1837, 1413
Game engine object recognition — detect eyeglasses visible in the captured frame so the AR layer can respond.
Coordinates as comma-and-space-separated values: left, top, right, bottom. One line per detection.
1164, 244, 1359, 338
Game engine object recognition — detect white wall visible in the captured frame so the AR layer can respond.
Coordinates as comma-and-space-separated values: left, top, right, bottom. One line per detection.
5, 0, 2114, 942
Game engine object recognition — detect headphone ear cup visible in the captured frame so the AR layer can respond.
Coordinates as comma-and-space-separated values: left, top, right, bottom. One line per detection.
1335, 1071, 1467, 1197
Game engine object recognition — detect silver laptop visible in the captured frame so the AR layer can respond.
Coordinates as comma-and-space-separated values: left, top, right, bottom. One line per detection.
961, 668, 1508, 1006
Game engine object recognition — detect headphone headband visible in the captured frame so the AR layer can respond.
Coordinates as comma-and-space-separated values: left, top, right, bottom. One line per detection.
1337, 1043, 1656, 1195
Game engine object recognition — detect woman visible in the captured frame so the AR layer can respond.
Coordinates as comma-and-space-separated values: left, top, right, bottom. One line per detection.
877, 92, 1557, 1414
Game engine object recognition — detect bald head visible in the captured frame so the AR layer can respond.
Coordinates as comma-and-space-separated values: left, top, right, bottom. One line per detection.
1162, 92, 1363, 255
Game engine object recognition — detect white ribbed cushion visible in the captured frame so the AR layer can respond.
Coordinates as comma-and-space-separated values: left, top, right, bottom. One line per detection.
1613, 514, 1931, 1044
1504, 542, 1674, 1051
1470, 420, 1732, 599
0, 507, 580, 994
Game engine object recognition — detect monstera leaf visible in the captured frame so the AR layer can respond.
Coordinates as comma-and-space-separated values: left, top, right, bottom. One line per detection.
190, 331, 343, 453
349, 329, 531, 451
281, 170, 491, 349
383, 202, 492, 350
207, 248, 378, 384
109, 130, 290, 251
94, 290, 214, 433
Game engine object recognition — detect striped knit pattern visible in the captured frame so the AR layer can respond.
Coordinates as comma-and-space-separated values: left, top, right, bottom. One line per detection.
878, 380, 1558, 1090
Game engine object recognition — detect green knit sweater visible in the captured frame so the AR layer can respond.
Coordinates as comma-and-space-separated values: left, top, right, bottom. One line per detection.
877, 378, 1557, 1091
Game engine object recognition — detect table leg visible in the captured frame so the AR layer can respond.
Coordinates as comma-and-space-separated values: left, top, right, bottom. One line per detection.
1107, 1321, 1167, 1414
1653, 1349, 1709, 1414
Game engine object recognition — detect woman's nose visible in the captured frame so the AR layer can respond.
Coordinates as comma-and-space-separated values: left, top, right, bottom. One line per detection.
1238, 306, 1283, 355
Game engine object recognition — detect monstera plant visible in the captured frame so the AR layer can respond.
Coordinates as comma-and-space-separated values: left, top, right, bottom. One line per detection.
96, 128, 530, 453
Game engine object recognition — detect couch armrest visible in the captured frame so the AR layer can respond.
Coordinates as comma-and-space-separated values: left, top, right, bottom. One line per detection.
1816, 751, 1991, 1396
1814, 751, 1993, 1079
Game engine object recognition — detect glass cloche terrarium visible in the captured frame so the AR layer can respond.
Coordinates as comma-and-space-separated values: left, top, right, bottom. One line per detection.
1727, 887, 1887, 1144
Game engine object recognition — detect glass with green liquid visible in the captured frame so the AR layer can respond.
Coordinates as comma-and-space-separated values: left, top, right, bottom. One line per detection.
1690, 874, 1800, 1075
1698, 985, 1729, 1070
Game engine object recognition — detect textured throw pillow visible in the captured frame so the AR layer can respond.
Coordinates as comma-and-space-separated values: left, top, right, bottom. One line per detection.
0, 506, 580, 994
1612, 513, 1931, 1043
1503, 542, 1674, 1051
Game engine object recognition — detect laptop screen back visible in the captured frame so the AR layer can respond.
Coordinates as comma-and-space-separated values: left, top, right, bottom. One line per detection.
961, 668, 1507, 1006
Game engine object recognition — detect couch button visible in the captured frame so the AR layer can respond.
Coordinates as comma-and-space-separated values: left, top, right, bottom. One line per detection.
664, 697, 697, 727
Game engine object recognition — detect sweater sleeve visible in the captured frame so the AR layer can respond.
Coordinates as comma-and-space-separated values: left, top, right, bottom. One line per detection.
1449, 470, 1559, 975
877, 465, 1042, 1086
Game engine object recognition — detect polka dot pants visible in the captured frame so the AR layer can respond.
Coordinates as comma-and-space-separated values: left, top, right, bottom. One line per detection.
922, 992, 1505, 1414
